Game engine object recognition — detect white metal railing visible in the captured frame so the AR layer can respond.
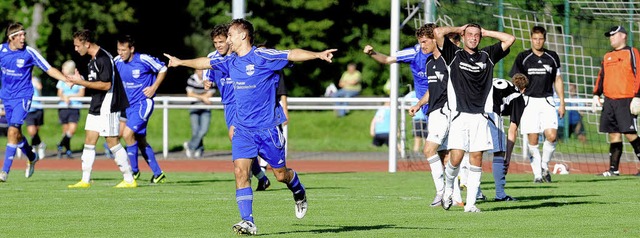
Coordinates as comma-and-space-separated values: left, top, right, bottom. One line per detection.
20, 96, 595, 165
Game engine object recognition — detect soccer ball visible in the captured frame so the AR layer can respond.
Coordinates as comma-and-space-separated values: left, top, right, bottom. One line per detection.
630, 97, 640, 115
553, 163, 570, 175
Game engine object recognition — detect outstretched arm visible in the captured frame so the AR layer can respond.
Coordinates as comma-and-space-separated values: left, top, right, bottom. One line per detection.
363, 45, 397, 64
164, 54, 213, 70
46, 67, 70, 82
481, 28, 516, 51
288, 49, 337, 63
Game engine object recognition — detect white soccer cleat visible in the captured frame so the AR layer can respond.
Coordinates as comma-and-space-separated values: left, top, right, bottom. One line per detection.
183, 142, 192, 158
25, 153, 39, 178
441, 187, 453, 210
0, 171, 7, 182
295, 196, 308, 219
464, 205, 481, 213
37, 143, 46, 159
232, 220, 257, 235
430, 194, 443, 207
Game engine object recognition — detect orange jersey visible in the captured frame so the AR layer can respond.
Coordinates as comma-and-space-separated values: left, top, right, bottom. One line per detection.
594, 46, 640, 99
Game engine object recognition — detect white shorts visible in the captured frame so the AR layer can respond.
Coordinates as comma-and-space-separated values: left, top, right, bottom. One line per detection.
488, 112, 506, 153
426, 106, 451, 150
447, 111, 493, 152
84, 92, 120, 136
520, 96, 558, 134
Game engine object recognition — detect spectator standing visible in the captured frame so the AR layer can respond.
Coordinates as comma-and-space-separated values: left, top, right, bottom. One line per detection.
57, 60, 85, 158
185, 68, 214, 158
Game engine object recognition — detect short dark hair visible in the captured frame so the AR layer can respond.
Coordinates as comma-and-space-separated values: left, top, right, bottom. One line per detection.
229, 18, 254, 44
512, 73, 529, 90
117, 34, 135, 48
416, 23, 437, 39
210, 24, 229, 39
73, 29, 96, 44
531, 26, 547, 39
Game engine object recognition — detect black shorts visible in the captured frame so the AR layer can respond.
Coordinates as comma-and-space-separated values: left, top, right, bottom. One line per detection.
372, 133, 389, 147
58, 108, 80, 124
412, 119, 428, 138
599, 97, 637, 133
25, 109, 44, 126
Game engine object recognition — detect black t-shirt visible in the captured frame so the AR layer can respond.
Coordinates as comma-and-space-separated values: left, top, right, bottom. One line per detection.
440, 38, 510, 113
86, 48, 129, 115
492, 78, 518, 114
509, 49, 561, 97
425, 55, 448, 115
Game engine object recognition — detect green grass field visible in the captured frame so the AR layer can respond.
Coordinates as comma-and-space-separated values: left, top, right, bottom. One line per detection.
2, 171, 638, 237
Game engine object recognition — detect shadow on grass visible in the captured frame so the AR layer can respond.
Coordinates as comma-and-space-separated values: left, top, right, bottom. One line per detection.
265, 223, 436, 236
499, 194, 597, 202
487, 200, 601, 211
171, 179, 234, 186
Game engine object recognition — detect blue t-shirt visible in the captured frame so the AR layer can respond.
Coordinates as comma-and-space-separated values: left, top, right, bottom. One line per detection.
29, 84, 43, 112
396, 44, 431, 112
373, 107, 391, 134
56, 80, 84, 107
203, 51, 233, 105
0, 44, 53, 99
114, 53, 166, 104
209, 46, 290, 130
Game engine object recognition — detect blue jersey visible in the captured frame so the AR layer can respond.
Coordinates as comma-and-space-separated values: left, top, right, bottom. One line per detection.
396, 44, 431, 113
203, 51, 233, 105
209, 46, 290, 130
0, 43, 53, 99
114, 53, 166, 104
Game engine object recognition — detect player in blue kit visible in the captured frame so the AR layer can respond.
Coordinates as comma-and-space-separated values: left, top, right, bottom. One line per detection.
114, 35, 167, 184
363, 23, 441, 202
201, 24, 271, 191
165, 18, 336, 235
0, 22, 69, 182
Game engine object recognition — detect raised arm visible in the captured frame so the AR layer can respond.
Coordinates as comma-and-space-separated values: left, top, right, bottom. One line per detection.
481, 28, 516, 51
164, 54, 213, 70
363, 45, 397, 64
435, 26, 464, 49
288, 49, 337, 63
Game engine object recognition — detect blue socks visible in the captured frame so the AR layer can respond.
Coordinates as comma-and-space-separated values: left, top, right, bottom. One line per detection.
126, 142, 139, 173
143, 145, 162, 176
287, 171, 306, 200
2, 144, 17, 173
236, 187, 254, 223
493, 156, 506, 199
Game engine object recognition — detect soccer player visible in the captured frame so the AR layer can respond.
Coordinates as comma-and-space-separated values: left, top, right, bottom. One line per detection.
114, 34, 167, 184
66, 29, 136, 188
201, 24, 272, 191
165, 18, 335, 235
593, 25, 640, 176
435, 23, 515, 212
490, 75, 527, 202
509, 26, 565, 183
503, 73, 528, 193
0, 22, 69, 182
363, 23, 439, 204
57, 60, 85, 159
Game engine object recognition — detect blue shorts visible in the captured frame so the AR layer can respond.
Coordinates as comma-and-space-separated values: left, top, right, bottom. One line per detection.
223, 103, 235, 129
232, 126, 286, 168
3, 98, 31, 128
125, 99, 154, 135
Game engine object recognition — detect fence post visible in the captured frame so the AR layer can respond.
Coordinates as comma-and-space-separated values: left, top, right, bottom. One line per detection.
163, 97, 169, 159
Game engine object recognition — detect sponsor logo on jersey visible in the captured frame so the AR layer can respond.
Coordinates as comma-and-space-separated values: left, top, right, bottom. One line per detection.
543, 64, 553, 73
16, 59, 24, 68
